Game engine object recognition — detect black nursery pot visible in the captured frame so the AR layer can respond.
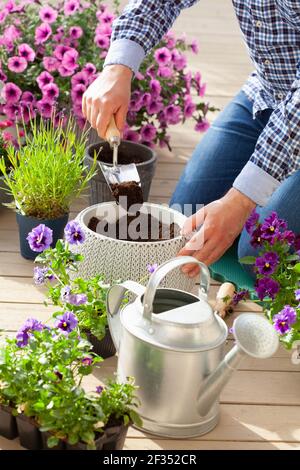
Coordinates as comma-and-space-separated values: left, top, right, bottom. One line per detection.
16, 212, 69, 260
0, 405, 18, 440
41, 431, 66, 450
85, 140, 157, 205
86, 328, 116, 359
16, 414, 42, 450
65, 424, 129, 451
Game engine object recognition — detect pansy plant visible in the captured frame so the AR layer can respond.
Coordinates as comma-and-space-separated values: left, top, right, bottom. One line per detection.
238, 210, 300, 349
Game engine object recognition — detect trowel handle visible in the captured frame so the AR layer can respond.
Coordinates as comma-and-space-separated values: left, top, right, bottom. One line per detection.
143, 256, 210, 322
105, 116, 121, 146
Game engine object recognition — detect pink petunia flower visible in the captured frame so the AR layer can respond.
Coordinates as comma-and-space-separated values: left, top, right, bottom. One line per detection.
58, 65, 74, 77
158, 66, 173, 78
42, 83, 59, 103
2, 130, 14, 142
123, 129, 140, 143
165, 104, 181, 124
18, 43, 36, 62
154, 47, 172, 66
71, 84, 86, 103
64, 0, 79, 16
61, 49, 78, 71
71, 70, 90, 87
54, 45, 71, 60
39, 5, 58, 23
69, 26, 83, 39
21, 91, 35, 104
98, 11, 115, 24
184, 96, 196, 118
164, 32, 176, 49
140, 124, 157, 142
72, 102, 84, 118
173, 53, 187, 71
7, 56, 28, 73
35, 23, 52, 44
83, 63, 96, 76
149, 79, 161, 97
146, 99, 163, 115
43, 56, 59, 72
94, 34, 110, 49
0, 70, 7, 82
37, 99, 53, 118
0, 10, 8, 23
190, 39, 199, 54
1, 82, 22, 104
20, 102, 36, 123
195, 119, 210, 133
36, 71, 54, 89
3, 103, 21, 121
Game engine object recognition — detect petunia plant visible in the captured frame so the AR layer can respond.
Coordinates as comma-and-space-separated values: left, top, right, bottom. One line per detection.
238, 210, 300, 349
34, 220, 111, 341
0, 0, 216, 148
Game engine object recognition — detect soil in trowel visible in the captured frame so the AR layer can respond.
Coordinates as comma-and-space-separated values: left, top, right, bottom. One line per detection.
110, 181, 144, 211
88, 213, 180, 242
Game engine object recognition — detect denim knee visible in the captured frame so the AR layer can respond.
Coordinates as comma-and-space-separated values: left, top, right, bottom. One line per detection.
237, 230, 257, 280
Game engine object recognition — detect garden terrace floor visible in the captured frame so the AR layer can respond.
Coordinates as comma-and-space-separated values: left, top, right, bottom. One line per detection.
0, 0, 300, 451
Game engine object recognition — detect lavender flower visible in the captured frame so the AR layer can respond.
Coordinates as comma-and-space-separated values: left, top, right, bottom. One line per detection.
255, 277, 280, 301
245, 209, 259, 235
273, 306, 297, 335
147, 263, 158, 274
16, 318, 44, 347
55, 311, 78, 333
255, 252, 279, 275
61, 286, 87, 306
64, 220, 85, 245
27, 224, 53, 252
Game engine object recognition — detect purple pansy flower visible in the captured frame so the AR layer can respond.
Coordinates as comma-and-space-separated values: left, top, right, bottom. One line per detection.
81, 357, 93, 366
33, 266, 53, 285
232, 290, 250, 306
27, 224, 53, 253
16, 318, 44, 347
255, 277, 280, 301
261, 211, 287, 242
55, 311, 78, 333
295, 289, 300, 301
64, 221, 85, 245
273, 305, 297, 335
147, 263, 158, 274
250, 225, 264, 248
255, 252, 279, 275
96, 385, 104, 394
280, 230, 295, 245
61, 286, 87, 306
245, 209, 260, 235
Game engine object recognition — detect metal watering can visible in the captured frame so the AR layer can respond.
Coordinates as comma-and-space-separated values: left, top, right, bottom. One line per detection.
107, 257, 279, 438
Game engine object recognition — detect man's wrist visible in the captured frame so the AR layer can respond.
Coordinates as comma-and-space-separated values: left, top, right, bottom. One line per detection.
226, 187, 256, 213
104, 64, 133, 79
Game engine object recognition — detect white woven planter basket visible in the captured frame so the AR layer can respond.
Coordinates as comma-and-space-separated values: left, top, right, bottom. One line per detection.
74, 202, 195, 292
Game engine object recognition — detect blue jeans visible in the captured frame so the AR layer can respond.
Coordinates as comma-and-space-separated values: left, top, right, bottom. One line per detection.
170, 90, 300, 274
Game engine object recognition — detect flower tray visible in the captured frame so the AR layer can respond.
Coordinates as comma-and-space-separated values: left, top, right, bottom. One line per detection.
86, 328, 116, 359
41, 431, 66, 450
65, 424, 129, 451
16, 414, 42, 450
0, 405, 18, 440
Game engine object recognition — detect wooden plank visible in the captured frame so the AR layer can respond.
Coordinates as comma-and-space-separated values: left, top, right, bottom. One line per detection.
0, 277, 45, 304
0, 252, 34, 277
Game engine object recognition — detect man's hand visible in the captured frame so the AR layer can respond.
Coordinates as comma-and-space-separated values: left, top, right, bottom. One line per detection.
82, 64, 133, 138
178, 188, 256, 277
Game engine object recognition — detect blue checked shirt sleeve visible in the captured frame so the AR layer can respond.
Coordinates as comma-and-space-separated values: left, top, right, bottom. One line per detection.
104, 0, 199, 73
234, 81, 300, 206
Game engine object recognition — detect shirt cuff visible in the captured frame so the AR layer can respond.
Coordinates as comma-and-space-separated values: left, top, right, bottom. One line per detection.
233, 161, 280, 206
103, 39, 145, 75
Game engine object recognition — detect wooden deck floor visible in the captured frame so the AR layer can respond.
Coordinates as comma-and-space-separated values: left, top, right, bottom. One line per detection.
1, 0, 300, 451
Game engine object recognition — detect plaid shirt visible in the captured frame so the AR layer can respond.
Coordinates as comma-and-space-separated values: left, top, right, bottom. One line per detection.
104, 1, 300, 206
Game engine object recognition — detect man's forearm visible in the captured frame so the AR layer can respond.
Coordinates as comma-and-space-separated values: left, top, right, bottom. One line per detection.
104, 0, 199, 74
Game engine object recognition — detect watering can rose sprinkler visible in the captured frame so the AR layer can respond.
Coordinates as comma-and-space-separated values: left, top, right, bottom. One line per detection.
107, 256, 279, 438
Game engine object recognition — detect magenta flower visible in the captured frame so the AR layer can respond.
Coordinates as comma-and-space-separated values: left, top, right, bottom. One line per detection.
122, 129, 139, 142
129, 91, 143, 112
37, 99, 53, 118
55, 311, 78, 334
3, 103, 20, 121
27, 224, 53, 252
20, 103, 36, 123
35, 22, 52, 44
64, 0, 79, 16
165, 105, 181, 125
255, 252, 279, 275
149, 79, 161, 97
140, 92, 151, 107
99, 11, 115, 24
71, 70, 90, 87
43, 56, 59, 72
190, 39, 199, 54
0, 69, 7, 82
69, 26, 83, 39
250, 225, 264, 248
1, 82, 22, 104
18, 43, 36, 62
61, 49, 78, 71
71, 84, 86, 103
64, 220, 85, 245
21, 91, 35, 104
261, 211, 287, 242
158, 66, 173, 78
8, 56, 27, 73
36, 71, 54, 89
174, 53, 187, 71
245, 209, 260, 234
42, 83, 59, 102
0, 11, 8, 24
83, 63, 96, 76
273, 306, 297, 335
195, 119, 210, 132
164, 32, 176, 48
146, 99, 163, 115
154, 47, 171, 66
95, 34, 110, 49
54, 45, 71, 60
280, 230, 295, 246
255, 277, 280, 301
184, 96, 196, 118
58, 65, 74, 77
141, 124, 157, 142
39, 5, 58, 23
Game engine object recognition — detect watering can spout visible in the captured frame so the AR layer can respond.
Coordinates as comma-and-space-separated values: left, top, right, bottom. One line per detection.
106, 280, 146, 351
197, 313, 279, 417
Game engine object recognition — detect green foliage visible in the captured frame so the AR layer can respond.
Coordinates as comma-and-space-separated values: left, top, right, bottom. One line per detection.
0, 116, 96, 219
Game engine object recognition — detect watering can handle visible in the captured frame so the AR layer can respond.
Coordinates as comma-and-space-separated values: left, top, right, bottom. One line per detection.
143, 256, 210, 322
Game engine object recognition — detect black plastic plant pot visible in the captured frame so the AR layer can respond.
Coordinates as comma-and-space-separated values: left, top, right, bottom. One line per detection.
65, 424, 129, 450
41, 431, 66, 450
85, 140, 157, 205
0, 405, 18, 440
16, 414, 42, 450
86, 328, 116, 359
16, 212, 69, 260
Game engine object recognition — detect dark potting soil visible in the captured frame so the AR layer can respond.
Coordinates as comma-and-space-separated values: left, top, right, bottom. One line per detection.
110, 181, 144, 210
88, 214, 180, 242
97, 143, 144, 165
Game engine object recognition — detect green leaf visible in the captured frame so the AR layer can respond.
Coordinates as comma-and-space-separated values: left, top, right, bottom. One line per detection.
47, 436, 60, 448
239, 256, 256, 265
294, 263, 300, 273
286, 254, 300, 262
129, 410, 142, 427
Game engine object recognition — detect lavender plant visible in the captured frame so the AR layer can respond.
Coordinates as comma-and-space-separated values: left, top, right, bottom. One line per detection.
238, 210, 300, 349
0, 115, 96, 219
